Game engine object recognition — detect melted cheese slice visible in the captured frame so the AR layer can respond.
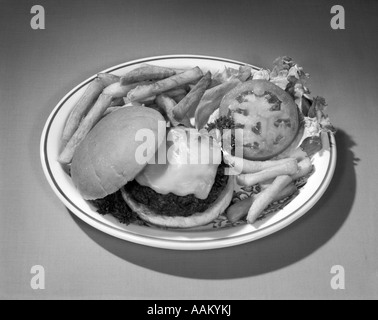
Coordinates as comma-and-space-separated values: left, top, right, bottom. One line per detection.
135, 128, 222, 200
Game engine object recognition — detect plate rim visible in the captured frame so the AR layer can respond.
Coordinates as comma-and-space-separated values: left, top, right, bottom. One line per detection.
40, 54, 337, 250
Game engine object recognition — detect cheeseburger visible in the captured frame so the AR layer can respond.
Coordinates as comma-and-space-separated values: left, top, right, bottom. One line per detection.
70, 106, 234, 228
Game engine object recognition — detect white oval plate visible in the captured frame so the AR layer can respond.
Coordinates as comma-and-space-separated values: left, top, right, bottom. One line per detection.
40, 55, 336, 250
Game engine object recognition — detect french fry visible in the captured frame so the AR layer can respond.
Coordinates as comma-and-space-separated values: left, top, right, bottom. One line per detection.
127, 67, 203, 102
163, 87, 188, 99
258, 156, 313, 188
173, 71, 212, 121
58, 93, 113, 164
272, 182, 298, 200
237, 159, 298, 186
224, 154, 297, 174
124, 96, 156, 107
147, 104, 166, 116
130, 97, 156, 108
290, 157, 313, 180
109, 97, 125, 107
155, 94, 191, 127
97, 73, 120, 87
138, 64, 188, 75
153, 87, 189, 104
195, 79, 241, 130
103, 80, 150, 98
277, 146, 308, 161
169, 68, 188, 74
171, 94, 185, 103
131, 101, 145, 107
140, 96, 157, 106
247, 175, 293, 224
120, 65, 177, 85
61, 78, 104, 146
227, 183, 298, 223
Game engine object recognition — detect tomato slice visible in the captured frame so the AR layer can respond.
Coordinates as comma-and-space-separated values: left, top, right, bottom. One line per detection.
220, 80, 300, 160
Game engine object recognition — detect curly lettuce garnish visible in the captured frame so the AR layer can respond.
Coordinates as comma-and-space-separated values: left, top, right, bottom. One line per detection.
306, 96, 336, 135
268, 56, 295, 89
252, 69, 270, 80
269, 57, 336, 137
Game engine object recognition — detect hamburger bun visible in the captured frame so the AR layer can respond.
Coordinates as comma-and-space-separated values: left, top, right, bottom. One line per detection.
70, 106, 166, 200
121, 175, 235, 229
220, 80, 300, 160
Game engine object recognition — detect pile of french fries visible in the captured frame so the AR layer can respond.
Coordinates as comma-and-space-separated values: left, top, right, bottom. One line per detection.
58, 64, 203, 164
59, 63, 248, 164
225, 152, 313, 224
59, 62, 314, 225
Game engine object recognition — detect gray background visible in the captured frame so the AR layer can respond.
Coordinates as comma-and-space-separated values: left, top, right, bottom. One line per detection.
1, 0, 377, 299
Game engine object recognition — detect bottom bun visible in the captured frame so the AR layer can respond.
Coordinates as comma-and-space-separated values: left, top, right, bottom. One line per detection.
121, 176, 235, 229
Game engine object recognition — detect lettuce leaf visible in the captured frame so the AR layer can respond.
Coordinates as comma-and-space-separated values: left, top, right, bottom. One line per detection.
307, 96, 336, 134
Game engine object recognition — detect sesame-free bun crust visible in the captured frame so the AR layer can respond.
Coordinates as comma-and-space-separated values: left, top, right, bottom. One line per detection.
70, 106, 166, 200
121, 176, 235, 229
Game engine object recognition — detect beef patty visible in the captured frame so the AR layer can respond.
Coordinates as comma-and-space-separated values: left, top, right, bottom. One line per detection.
125, 165, 229, 217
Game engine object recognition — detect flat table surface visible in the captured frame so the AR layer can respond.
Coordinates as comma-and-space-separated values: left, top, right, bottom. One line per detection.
1, 0, 377, 300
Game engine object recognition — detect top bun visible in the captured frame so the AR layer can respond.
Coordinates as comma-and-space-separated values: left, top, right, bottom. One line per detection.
220, 80, 299, 161
70, 106, 166, 200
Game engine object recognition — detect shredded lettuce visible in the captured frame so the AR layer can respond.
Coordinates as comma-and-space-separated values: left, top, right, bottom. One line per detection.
270, 56, 295, 76
268, 56, 293, 89
269, 57, 335, 137
306, 96, 336, 134
252, 69, 270, 80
